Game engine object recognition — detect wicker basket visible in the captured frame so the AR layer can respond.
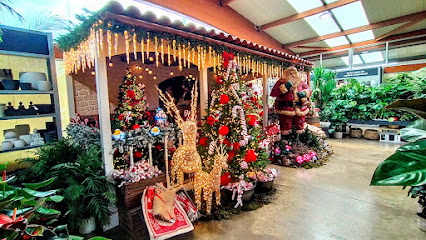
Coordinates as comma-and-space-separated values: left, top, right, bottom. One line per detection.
349, 128, 363, 138
364, 129, 379, 140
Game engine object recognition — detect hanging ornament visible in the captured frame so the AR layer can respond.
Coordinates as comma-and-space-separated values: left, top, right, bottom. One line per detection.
114, 33, 119, 55
173, 39, 177, 62
154, 36, 159, 67
219, 94, 230, 104
146, 33, 150, 60
141, 38, 145, 64
107, 30, 112, 59
124, 30, 130, 64
183, 44, 186, 68
178, 44, 182, 70
219, 125, 229, 136
133, 33, 137, 60
161, 38, 164, 65
167, 43, 171, 66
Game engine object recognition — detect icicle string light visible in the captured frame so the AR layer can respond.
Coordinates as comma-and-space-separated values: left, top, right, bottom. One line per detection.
107, 30, 112, 59
124, 30, 130, 64
133, 33, 137, 60
161, 38, 165, 65
114, 33, 118, 55
154, 36, 159, 67
141, 38, 144, 64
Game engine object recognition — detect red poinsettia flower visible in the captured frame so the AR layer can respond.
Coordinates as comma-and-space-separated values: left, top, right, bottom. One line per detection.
199, 137, 208, 147
227, 151, 235, 162
118, 114, 124, 120
219, 125, 229, 136
221, 172, 232, 185
244, 149, 257, 163
260, 111, 264, 117
228, 52, 234, 60
206, 116, 217, 126
216, 76, 223, 85
233, 142, 240, 151
247, 115, 256, 126
219, 94, 230, 104
134, 151, 142, 159
223, 138, 232, 147
127, 90, 135, 99
155, 144, 162, 150
132, 124, 140, 130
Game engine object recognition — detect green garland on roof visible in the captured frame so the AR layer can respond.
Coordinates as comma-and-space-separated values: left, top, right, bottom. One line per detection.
57, 11, 311, 71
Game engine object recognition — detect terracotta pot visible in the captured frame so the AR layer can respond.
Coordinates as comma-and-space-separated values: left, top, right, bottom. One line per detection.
255, 180, 274, 193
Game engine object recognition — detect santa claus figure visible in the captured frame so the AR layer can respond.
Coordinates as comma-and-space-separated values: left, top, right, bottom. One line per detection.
270, 66, 311, 135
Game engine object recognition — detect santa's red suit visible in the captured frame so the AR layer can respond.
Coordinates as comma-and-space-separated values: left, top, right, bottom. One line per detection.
270, 69, 311, 135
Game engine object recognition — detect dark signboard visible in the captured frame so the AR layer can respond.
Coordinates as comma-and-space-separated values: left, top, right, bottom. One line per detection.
336, 67, 380, 79
0, 26, 49, 55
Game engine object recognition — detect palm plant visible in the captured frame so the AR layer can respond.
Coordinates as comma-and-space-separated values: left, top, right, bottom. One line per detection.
22, 11, 73, 31
0, 0, 23, 22
311, 67, 337, 110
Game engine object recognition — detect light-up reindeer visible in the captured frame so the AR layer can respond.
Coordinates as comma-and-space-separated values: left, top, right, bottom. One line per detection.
156, 84, 201, 187
194, 142, 228, 214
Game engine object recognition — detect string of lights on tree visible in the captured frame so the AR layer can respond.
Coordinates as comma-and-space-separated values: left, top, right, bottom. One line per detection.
60, 19, 310, 76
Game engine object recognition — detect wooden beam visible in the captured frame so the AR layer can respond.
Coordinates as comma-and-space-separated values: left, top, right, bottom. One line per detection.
301, 29, 426, 57
304, 35, 426, 60
292, 46, 331, 51
384, 63, 426, 73
220, 0, 238, 6
285, 10, 426, 48
104, 12, 306, 65
259, 0, 358, 31
376, 19, 423, 41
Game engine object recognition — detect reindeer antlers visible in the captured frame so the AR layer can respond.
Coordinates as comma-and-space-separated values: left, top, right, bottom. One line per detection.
190, 83, 198, 121
156, 86, 184, 126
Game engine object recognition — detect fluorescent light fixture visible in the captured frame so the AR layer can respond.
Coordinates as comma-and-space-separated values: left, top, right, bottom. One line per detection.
319, 11, 332, 19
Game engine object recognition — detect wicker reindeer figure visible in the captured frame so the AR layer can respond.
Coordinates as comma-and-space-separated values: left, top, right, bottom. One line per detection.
194, 142, 228, 214
156, 84, 201, 187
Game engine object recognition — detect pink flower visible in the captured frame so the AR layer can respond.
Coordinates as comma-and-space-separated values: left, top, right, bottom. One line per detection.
303, 154, 311, 162
285, 145, 291, 151
310, 152, 317, 157
240, 161, 248, 169
296, 156, 303, 164
274, 147, 281, 155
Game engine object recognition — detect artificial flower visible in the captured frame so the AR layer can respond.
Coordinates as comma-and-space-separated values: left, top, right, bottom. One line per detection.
233, 142, 240, 151
219, 94, 230, 104
132, 124, 140, 130
247, 115, 256, 126
285, 145, 291, 151
118, 114, 124, 120
303, 154, 311, 162
240, 161, 248, 169
259, 111, 264, 117
134, 151, 142, 159
244, 149, 257, 163
228, 151, 235, 162
219, 125, 229, 136
220, 172, 232, 185
223, 138, 232, 147
228, 52, 234, 60
127, 90, 135, 99
155, 144, 162, 150
199, 137, 208, 147
150, 126, 161, 136
207, 116, 217, 126
126, 80, 133, 85
296, 156, 303, 164
216, 76, 223, 85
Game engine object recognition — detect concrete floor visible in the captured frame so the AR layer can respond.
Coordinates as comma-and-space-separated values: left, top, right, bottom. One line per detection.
181, 139, 426, 240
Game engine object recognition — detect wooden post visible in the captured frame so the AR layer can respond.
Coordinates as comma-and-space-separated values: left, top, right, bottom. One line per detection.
95, 50, 114, 176
199, 66, 209, 118
262, 76, 269, 129
164, 135, 170, 189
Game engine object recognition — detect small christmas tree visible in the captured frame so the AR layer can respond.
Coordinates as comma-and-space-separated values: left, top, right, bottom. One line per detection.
198, 52, 269, 184
112, 68, 149, 130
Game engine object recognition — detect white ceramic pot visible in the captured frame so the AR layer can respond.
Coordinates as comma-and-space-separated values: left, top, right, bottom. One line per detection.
79, 217, 96, 235
334, 132, 343, 139
418, 214, 426, 232
19, 72, 47, 89
13, 139, 26, 148
36, 81, 52, 91
1, 141, 14, 151
0, 104, 5, 118
4, 130, 18, 139
19, 135, 32, 145
320, 121, 331, 128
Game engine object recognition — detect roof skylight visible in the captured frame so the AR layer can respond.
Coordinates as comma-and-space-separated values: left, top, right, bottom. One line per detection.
286, 0, 323, 13
331, 1, 370, 30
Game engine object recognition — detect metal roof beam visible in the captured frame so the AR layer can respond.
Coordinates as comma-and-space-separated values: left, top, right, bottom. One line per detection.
258, 0, 358, 31
286, 11, 426, 48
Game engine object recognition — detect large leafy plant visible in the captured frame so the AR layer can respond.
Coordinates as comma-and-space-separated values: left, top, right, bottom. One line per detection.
310, 67, 337, 110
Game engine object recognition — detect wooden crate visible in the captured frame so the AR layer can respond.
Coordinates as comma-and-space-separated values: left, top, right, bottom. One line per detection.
116, 174, 166, 209
118, 205, 148, 239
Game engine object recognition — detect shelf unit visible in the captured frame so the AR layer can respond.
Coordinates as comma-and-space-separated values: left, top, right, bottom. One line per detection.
0, 145, 41, 153
0, 25, 62, 153
0, 90, 53, 95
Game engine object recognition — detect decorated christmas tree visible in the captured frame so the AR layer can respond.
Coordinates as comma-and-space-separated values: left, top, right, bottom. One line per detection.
112, 68, 150, 131
198, 52, 269, 185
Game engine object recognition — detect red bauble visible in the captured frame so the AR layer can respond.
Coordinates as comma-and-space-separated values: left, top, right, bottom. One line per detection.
126, 80, 133, 85
127, 90, 135, 99
227, 151, 235, 162
118, 114, 124, 120
219, 125, 229, 136
221, 172, 232, 185
223, 138, 232, 147
132, 124, 140, 130
229, 52, 234, 60
216, 76, 223, 85
199, 137, 208, 147
247, 115, 256, 126
244, 149, 257, 163
233, 142, 240, 151
219, 94, 230, 104
260, 111, 264, 117
134, 151, 142, 159
155, 144, 162, 150
207, 116, 217, 126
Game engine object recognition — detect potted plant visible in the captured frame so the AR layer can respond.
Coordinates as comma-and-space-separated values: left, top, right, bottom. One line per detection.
371, 98, 426, 231
255, 168, 278, 193
407, 185, 426, 232
311, 67, 337, 129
